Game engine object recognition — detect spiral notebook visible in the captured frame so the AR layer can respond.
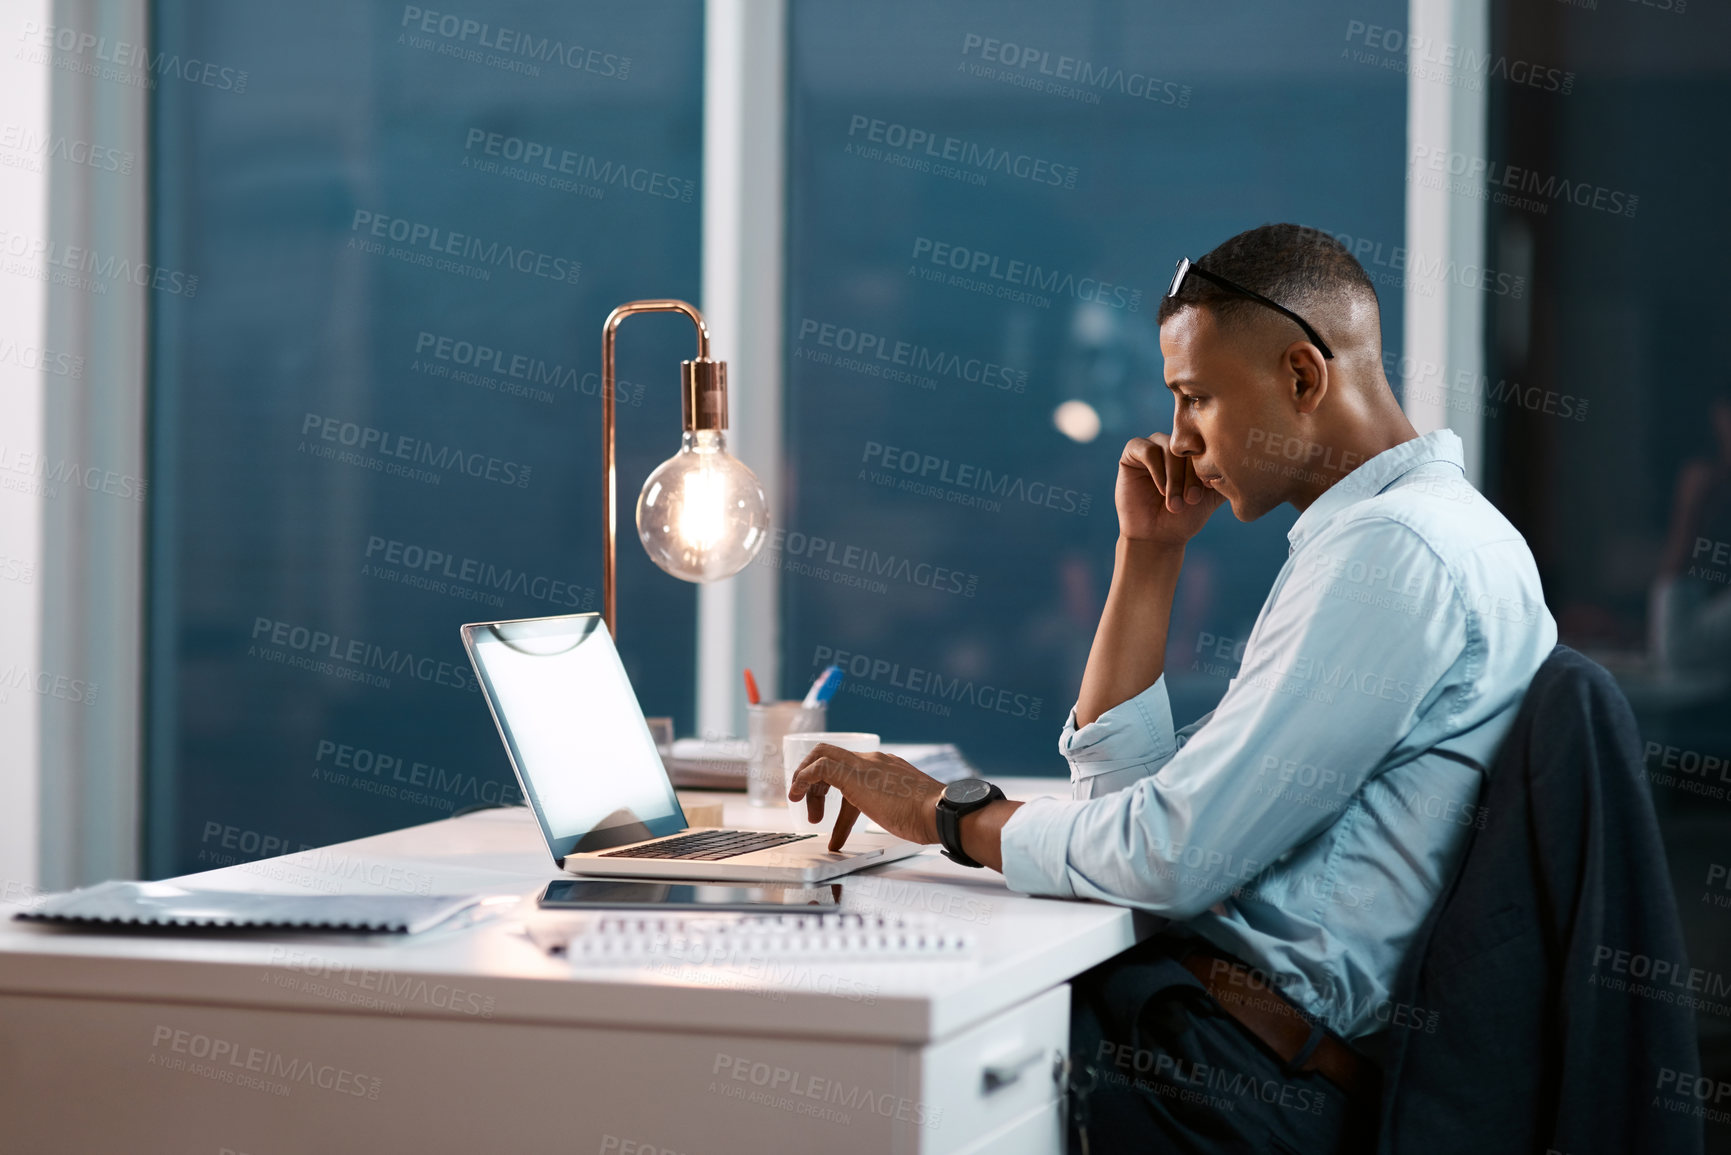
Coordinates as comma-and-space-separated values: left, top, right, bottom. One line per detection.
14, 880, 481, 934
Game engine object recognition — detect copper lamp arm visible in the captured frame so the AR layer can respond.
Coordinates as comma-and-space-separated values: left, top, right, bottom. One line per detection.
599, 300, 714, 638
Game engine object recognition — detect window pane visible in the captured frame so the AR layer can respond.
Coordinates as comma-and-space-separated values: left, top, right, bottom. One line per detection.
146, 0, 704, 876
782, 0, 1407, 772
1483, 0, 1731, 1101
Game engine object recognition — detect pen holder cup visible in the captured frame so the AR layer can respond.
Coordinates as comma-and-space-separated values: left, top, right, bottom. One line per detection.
745, 701, 826, 807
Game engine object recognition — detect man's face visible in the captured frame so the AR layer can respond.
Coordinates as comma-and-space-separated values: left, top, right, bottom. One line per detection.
1159, 306, 1297, 522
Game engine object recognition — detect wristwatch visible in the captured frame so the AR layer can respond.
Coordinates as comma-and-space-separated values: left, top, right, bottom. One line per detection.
935, 778, 1005, 868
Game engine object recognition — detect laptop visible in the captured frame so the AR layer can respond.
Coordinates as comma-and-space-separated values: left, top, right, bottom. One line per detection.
460, 613, 923, 882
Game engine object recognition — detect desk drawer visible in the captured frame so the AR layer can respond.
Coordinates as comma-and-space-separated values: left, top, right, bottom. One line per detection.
0, 984, 1072, 1154
917, 982, 1069, 1154
0, 991, 996, 1155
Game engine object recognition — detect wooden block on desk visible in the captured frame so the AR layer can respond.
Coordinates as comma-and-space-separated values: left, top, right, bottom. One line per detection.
682, 800, 726, 828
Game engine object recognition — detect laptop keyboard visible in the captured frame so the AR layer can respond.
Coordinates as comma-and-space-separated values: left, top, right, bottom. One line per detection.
598, 829, 815, 861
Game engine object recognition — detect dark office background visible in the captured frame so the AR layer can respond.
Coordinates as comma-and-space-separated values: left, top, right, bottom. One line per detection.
141, 1, 1730, 1139
1483, 0, 1731, 1125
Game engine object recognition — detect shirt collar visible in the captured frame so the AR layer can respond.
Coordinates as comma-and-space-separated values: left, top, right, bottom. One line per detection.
1286, 429, 1466, 552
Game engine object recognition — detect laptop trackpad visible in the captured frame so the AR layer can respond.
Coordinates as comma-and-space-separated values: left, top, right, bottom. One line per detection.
760, 847, 881, 867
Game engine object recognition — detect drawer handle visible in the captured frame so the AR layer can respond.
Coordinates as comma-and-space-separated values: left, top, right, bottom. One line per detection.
982, 1047, 1048, 1094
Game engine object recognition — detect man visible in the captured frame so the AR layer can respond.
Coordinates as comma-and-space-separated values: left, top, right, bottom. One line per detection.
790, 223, 1557, 1153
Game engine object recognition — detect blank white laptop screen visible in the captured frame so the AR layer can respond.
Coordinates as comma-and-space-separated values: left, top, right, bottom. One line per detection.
462, 614, 686, 858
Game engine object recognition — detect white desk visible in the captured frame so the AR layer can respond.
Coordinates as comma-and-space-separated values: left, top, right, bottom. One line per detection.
0, 779, 1149, 1154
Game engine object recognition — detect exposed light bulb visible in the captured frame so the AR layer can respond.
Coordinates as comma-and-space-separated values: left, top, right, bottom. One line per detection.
636, 429, 769, 582
677, 463, 726, 550
1053, 399, 1102, 443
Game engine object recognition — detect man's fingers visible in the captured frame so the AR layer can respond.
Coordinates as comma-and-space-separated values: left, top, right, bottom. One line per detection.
788, 743, 842, 799
1181, 455, 1206, 506
1164, 444, 1189, 512
788, 750, 864, 848
1125, 434, 1194, 511
1123, 437, 1169, 498
827, 797, 861, 852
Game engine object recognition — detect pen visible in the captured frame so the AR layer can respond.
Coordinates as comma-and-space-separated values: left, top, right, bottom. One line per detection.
813, 666, 844, 706
801, 664, 843, 708
743, 668, 761, 706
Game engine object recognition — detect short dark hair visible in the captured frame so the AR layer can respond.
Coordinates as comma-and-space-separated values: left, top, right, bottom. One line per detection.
1157, 223, 1378, 340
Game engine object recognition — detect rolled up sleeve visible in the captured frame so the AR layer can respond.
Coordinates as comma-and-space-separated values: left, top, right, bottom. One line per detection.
1001, 675, 1186, 897
1058, 675, 1183, 798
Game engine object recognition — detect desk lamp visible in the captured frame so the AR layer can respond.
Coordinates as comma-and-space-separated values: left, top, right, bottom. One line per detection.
599, 299, 769, 637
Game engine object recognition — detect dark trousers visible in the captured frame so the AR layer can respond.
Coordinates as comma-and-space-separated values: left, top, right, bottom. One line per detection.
1066, 935, 1380, 1155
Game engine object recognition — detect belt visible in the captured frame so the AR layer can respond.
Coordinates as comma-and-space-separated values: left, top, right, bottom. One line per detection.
1180, 950, 1377, 1101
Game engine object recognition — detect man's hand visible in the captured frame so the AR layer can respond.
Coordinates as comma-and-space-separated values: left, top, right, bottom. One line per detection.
1116, 433, 1224, 546
1073, 433, 1219, 726
787, 744, 944, 852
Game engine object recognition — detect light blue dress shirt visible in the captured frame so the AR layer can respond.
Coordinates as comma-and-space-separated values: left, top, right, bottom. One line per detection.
999, 429, 1557, 1042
